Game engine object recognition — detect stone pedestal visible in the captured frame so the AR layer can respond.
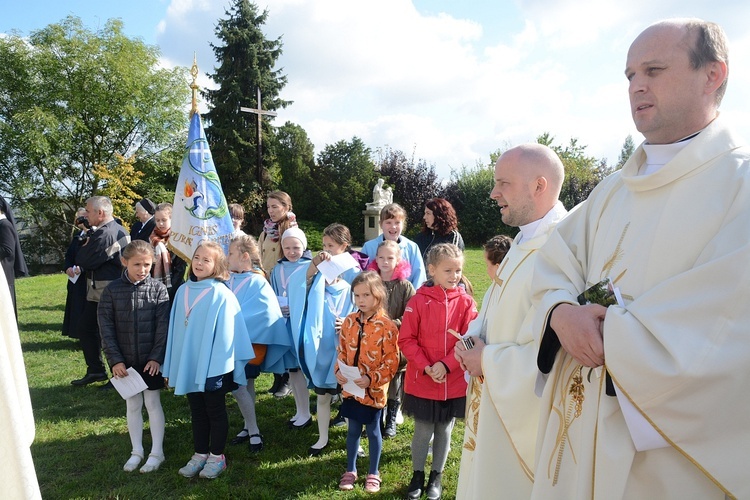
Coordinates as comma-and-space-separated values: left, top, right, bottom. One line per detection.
363, 207, 382, 242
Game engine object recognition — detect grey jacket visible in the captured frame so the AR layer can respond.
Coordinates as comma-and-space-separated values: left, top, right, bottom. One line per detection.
98, 272, 170, 369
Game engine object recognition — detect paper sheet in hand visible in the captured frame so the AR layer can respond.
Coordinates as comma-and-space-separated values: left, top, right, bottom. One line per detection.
68, 266, 81, 284
337, 360, 365, 399
317, 253, 359, 284
110, 367, 149, 400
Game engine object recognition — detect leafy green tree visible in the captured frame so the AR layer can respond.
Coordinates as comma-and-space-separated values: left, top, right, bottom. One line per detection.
442, 161, 515, 246
203, 0, 290, 207
274, 122, 315, 224
0, 16, 188, 266
375, 147, 442, 236
310, 137, 377, 243
537, 133, 609, 209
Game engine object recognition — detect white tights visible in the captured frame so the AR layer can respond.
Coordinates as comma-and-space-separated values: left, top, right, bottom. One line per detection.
289, 370, 311, 423
232, 380, 260, 435
126, 389, 164, 457
310, 393, 332, 450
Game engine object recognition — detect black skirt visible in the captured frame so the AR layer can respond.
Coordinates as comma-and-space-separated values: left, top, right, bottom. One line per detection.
340, 397, 382, 425
131, 364, 165, 391
402, 394, 466, 423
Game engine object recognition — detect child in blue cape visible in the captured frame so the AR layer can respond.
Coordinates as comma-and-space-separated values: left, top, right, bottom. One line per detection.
300, 239, 356, 456
361, 203, 426, 289
269, 227, 314, 429
163, 241, 255, 479
226, 234, 288, 453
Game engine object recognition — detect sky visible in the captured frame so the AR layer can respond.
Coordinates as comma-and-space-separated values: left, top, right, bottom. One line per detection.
4, 0, 750, 180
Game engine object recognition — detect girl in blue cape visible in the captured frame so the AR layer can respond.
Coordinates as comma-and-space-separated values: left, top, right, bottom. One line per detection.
226, 234, 288, 453
270, 227, 314, 429
301, 241, 355, 456
163, 241, 254, 480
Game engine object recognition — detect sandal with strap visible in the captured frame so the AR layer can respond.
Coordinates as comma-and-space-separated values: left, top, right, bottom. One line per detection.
339, 471, 358, 491
230, 429, 250, 445
364, 473, 381, 493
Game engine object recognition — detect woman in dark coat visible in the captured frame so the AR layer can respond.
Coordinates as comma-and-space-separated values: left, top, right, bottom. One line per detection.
414, 198, 465, 266
62, 208, 89, 338
0, 196, 29, 318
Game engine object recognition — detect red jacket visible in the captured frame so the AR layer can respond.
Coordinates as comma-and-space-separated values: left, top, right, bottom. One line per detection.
399, 282, 477, 401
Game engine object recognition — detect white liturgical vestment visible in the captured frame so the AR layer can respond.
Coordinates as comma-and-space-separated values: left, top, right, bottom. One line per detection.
531, 117, 750, 500
457, 202, 567, 499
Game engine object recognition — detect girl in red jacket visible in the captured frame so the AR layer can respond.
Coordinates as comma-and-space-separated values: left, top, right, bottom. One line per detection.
399, 243, 478, 500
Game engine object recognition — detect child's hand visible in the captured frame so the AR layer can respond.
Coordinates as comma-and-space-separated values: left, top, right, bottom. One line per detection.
335, 370, 348, 385
111, 363, 127, 378
144, 360, 160, 376
428, 363, 447, 383
334, 317, 344, 333
313, 251, 332, 266
280, 305, 290, 318
354, 374, 370, 389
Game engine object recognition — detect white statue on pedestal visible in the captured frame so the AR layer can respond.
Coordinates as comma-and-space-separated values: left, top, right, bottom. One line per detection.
367, 179, 392, 209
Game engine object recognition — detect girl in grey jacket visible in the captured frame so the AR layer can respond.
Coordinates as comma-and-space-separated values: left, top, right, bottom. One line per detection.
98, 240, 170, 473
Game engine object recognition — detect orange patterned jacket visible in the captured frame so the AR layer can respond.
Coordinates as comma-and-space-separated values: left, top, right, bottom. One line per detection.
335, 310, 400, 409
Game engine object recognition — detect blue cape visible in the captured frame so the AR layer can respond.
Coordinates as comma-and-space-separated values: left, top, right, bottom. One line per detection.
163, 279, 255, 395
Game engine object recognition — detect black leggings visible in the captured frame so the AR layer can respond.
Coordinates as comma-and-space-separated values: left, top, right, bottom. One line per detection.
187, 390, 229, 455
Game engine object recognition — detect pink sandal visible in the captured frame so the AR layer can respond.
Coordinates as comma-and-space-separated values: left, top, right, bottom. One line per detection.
364, 473, 381, 493
339, 471, 357, 491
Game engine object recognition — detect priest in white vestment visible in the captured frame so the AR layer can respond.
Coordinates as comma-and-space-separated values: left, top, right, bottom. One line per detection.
0, 268, 42, 498
455, 144, 566, 499
530, 19, 748, 500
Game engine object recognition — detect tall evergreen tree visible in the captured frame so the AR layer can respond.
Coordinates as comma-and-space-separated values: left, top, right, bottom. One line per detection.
203, 0, 290, 206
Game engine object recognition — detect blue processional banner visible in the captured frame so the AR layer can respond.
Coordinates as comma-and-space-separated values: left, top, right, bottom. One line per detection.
168, 113, 233, 262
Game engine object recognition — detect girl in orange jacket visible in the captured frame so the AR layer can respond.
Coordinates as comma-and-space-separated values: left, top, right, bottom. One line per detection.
335, 271, 399, 493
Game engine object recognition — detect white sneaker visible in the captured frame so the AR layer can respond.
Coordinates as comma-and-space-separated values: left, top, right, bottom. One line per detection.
395, 408, 404, 425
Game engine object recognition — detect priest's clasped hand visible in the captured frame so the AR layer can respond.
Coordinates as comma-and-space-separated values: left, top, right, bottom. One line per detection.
455, 336, 485, 377
550, 303, 606, 367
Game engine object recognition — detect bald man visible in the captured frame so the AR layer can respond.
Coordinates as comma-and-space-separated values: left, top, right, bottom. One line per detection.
531, 19, 747, 499
454, 144, 566, 499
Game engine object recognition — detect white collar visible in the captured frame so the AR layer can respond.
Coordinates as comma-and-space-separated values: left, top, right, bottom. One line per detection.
518, 201, 567, 243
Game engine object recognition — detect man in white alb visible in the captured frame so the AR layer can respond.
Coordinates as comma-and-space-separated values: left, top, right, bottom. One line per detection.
455, 143, 566, 499
531, 19, 748, 499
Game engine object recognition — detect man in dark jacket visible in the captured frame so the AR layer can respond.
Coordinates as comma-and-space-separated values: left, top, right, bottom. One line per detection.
72, 196, 130, 386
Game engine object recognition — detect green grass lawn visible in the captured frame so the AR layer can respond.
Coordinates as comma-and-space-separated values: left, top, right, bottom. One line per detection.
19, 248, 489, 499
